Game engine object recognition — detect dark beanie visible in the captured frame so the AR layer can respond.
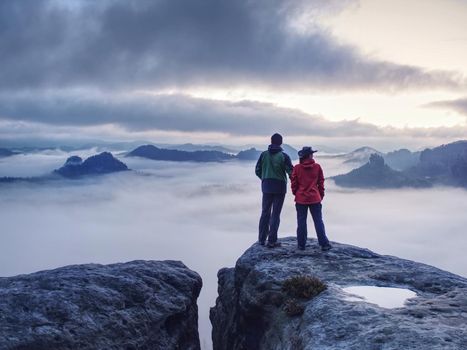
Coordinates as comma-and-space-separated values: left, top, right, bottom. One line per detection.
271, 133, 283, 146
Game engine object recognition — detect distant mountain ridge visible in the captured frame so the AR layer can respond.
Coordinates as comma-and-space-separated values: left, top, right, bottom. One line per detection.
236, 148, 261, 161
54, 152, 129, 178
281, 144, 299, 160
0, 148, 17, 158
3, 141, 466, 189
406, 140, 467, 186
343, 147, 383, 164
384, 148, 421, 171
323, 146, 423, 171
127, 144, 299, 162
163, 143, 236, 154
332, 154, 429, 188
332, 140, 467, 188
1, 152, 129, 183
127, 145, 235, 162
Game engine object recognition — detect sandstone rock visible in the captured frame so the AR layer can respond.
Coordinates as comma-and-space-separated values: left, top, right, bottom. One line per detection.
210, 237, 467, 350
54, 152, 128, 178
127, 145, 234, 162
0, 260, 202, 350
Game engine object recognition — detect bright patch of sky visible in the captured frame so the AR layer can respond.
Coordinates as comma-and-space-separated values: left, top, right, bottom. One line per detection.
322, 0, 467, 73
182, 88, 465, 128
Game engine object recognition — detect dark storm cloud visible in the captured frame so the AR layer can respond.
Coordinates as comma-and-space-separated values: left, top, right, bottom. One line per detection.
425, 98, 467, 117
0, 0, 463, 92
2, 92, 467, 141
0, 92, 380, 137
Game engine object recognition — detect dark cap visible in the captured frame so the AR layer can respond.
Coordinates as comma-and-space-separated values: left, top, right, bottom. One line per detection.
298, 146, 318, 158
271, 133, 283, 146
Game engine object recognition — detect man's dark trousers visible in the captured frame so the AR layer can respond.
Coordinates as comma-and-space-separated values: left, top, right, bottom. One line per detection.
259, 193, 286, 244
296, 202, 329, 248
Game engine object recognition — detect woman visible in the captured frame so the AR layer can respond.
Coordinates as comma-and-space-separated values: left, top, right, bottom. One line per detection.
291, 146, 332, 251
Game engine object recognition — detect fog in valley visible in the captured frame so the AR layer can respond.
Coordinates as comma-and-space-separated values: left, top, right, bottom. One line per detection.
1, 150, 466, 349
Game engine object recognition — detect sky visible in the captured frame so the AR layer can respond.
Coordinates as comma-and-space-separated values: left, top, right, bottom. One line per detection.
1, 0, 467, 151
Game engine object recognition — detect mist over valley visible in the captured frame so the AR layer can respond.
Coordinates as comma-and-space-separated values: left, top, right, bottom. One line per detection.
1, 145, 466, 348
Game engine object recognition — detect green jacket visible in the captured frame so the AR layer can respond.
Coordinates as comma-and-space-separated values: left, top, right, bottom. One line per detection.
255, 145, 293, 193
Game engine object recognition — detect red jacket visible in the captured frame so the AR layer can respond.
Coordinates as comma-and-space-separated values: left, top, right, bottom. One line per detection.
291, 158, 324, 204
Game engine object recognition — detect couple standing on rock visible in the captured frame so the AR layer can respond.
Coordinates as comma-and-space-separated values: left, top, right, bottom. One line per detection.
255, 133, 332, 251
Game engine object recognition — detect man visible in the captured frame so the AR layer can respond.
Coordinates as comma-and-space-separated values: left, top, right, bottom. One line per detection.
255, 133, 293, 248
291, 146, 332, 251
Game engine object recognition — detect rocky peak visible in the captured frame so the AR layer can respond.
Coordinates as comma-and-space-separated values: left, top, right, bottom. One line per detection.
127, 145, 235, 162
54, 152, 128, 178
64, 155, 83, 166
0, 260, 202, 350
0, 148, 16, 158
236, 148, 261, 160
369, 153, 385, 167
210, 237, 467, 349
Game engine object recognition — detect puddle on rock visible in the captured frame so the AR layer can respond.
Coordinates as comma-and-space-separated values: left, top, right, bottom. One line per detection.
342, 286, 417, 309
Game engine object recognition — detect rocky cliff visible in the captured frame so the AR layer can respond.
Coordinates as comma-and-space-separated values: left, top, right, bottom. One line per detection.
127, 145, 235, 162
332, 140, 467, 188
54, 152, 129, 178
332, 154, 429, 188
210, 237, 467, 350
0, 260, 202, 350
0, 148, 16, 158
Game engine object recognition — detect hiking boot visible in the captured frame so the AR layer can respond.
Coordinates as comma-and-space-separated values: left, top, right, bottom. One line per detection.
266, 241, 282, 248
297, 245, 305, 251
258, 240, 265, 246
321, 244, 332, 251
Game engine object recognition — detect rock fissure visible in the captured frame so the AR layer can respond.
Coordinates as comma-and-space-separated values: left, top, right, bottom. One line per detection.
1, 240, 466, 350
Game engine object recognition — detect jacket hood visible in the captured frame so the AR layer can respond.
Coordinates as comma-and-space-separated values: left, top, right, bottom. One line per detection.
268, 144, 283, 154
300, 158, 316, 168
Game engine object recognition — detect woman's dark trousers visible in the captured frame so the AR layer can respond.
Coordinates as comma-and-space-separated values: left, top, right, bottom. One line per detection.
295, 202, 329, 248
258, 193, 286, 244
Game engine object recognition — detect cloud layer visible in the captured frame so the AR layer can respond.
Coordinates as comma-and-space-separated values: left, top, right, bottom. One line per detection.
0, 91, 382, 136
1, 0, 463, 93
1, 91, 466, 152
1, 153, 466, 348
426, 97, 467, 117
1, 0, 465, 148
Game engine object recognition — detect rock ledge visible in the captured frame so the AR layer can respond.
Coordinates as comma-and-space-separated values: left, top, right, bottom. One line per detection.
0, 260, 202, 350
210, 237, 467, 350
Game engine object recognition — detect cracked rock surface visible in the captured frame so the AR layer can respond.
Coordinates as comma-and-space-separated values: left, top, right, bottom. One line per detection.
0, 260, 202, 350
210, 237, 467, 350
